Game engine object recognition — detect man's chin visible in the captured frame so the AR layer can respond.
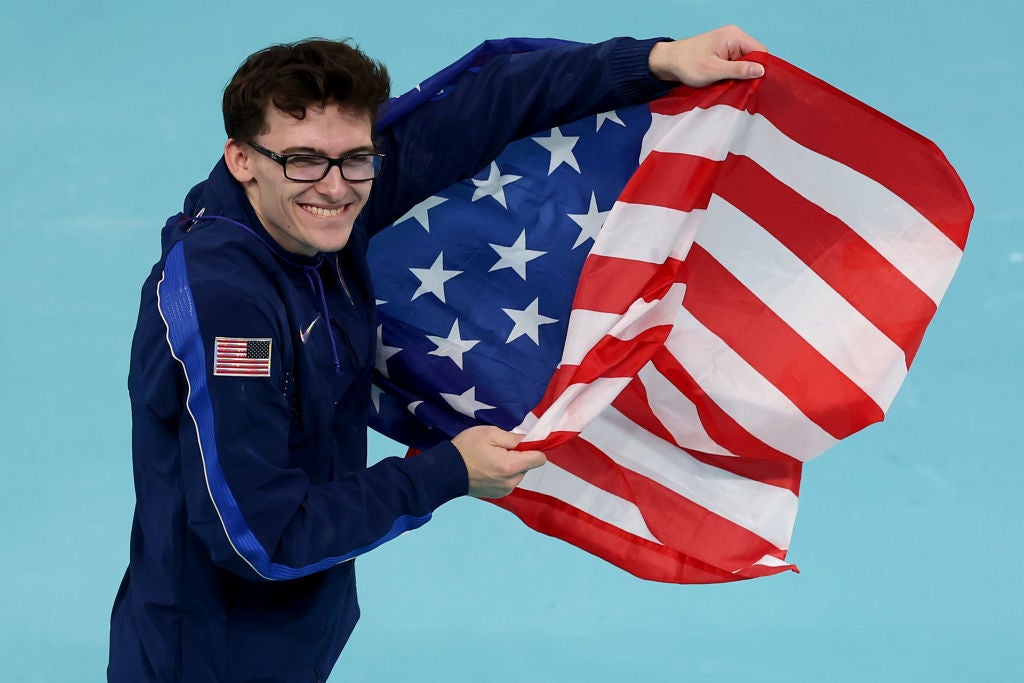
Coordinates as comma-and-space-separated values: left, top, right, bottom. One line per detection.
315, 230, 354, 254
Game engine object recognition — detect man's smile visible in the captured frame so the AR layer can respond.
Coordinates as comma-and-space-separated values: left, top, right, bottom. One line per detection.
299, 203, 348, 218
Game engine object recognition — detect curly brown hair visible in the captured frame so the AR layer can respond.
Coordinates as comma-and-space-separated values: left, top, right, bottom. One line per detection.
222, 38, 391, 141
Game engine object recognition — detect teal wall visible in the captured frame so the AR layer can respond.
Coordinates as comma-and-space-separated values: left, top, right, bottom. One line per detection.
2, 1, 1020, 680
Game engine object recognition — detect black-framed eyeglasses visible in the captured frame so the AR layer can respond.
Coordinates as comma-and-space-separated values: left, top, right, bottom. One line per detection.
247, 142, 385, 182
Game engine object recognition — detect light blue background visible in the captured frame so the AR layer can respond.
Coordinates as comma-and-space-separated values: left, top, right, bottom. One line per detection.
2, 1, 1020, 681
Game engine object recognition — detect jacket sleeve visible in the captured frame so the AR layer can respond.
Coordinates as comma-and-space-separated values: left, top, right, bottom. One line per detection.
156, 238, 467, 581
365, 36, 672, 232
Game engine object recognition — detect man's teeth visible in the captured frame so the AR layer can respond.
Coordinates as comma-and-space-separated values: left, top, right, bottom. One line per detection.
301, 204, 344, 217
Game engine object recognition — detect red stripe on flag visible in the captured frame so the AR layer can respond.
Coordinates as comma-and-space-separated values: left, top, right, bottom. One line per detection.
717, 154, 936, 364
649, 78, 754, 118
532, 437, 793, 575
650, 55, 972, 249
528, 327, 670, 419
740, 57, 972, 250
649, 347, 803, 465
611, 378, 803, 495
572, 254, 685, 314
609, 460, 787, 573
617, 151, 717, 212
494, 488, 747, 583
685, 244, 885, 438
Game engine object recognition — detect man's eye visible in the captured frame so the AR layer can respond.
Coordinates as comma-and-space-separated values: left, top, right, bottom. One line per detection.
289, 156, 325, 168
346, 157, 375, 169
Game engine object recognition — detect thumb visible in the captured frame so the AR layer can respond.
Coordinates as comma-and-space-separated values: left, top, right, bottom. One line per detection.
509, 448, 547, 471
726, 59, 765, 80
490, 429, 525, 450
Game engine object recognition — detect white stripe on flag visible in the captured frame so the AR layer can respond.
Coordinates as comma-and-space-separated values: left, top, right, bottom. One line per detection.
636, 362, 738, 458
643, 105, 963, 303
665, 306, 838, 461
591, 203, 702, 264
698, 195, 907, 411
519, 376, 630, 442
581, 406, 798, 550
560, 282, 687, 367
560, 309, 619, 367
517, 461, 660, 543
639, 104, 744, 163
752, 554, 790, 568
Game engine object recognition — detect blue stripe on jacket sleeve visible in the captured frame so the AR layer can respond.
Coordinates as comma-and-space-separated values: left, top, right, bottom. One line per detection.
157, 241, 431, 580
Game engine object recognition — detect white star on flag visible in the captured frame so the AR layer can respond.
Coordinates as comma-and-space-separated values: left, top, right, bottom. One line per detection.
427, 320, 480, 369
375, 325, 402, 377
595, 110, 625, 131
410, 253, 462, 303
502, 298, 558, 345
440, 386, 495, 418
395, 195, 448, 232
567, 192, 610, 249
532, 126, 581, 175
489, 230, 546, 280
471, 162, 522, 208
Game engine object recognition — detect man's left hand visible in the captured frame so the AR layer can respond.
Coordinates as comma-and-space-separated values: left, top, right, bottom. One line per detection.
649, 25, 768, 88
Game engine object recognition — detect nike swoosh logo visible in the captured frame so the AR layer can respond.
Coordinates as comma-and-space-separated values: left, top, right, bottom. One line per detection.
299, 315, 321, 344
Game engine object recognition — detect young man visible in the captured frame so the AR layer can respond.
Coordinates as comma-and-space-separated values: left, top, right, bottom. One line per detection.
109, 26, 766, 683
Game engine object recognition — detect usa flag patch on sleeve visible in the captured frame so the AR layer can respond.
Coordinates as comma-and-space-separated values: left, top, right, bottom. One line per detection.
213, 337, 272, 377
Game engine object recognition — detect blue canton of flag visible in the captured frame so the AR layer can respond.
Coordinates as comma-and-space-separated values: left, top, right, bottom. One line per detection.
369, 104, 652, 447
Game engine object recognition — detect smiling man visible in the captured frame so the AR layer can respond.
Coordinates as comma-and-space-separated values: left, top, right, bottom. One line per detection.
108, 27, 766, 683
227, 106, 376, 255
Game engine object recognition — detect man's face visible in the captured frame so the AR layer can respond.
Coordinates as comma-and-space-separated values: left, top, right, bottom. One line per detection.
227, 103, 375, 256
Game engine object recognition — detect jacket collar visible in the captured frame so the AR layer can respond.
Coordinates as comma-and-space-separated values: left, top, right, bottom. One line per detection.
180, 157, 324, 268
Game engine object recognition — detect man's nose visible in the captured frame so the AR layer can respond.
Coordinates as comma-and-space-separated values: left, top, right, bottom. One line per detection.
314, 164, 350, 197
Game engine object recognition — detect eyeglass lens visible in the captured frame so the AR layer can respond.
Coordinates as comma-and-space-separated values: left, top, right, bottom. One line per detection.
285, 155, 381, 182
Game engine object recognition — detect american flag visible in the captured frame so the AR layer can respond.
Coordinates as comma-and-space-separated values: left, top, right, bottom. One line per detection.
368, 46, 973, 583
213, 337, 272, 377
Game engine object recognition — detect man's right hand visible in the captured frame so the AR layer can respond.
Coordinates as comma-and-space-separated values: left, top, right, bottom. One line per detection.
451, 426, 546, 499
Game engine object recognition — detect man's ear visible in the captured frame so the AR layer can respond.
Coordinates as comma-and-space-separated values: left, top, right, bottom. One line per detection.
224, 138, 255, 183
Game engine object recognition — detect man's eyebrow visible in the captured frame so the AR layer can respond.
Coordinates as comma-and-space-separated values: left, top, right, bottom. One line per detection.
278, 145, 378, 156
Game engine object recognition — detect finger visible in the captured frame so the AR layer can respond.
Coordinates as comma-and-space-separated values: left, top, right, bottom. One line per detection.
728, 34, 768, 57
717, 25, 768, 57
